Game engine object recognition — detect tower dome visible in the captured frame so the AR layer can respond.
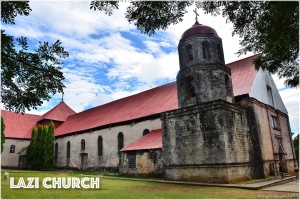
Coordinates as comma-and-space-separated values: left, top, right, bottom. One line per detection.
180, 22, 218, 41
176, 21, 234, 108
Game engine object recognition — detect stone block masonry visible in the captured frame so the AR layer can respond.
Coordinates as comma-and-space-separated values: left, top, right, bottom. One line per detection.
162, 100, 252, 183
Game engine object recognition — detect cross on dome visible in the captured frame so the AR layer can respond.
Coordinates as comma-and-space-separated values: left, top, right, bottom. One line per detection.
193, 8, 199, 23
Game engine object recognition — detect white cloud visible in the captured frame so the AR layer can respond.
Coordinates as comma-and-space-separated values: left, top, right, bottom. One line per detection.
2, 1, 297, 134
272, 74, 299, 133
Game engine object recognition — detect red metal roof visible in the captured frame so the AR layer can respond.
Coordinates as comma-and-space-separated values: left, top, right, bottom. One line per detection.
55, 82, 178, 136
40, 101, 76, 122
2, 55, 258, 138
120, 129, 162, 151
1, 110, 41, 139
227, 54, 258, 96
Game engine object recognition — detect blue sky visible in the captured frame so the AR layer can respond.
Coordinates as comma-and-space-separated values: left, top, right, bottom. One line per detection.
2, 1, 299, 134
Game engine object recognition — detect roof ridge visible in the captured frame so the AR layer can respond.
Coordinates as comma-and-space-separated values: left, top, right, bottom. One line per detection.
76, 82, 176, 114
1, 109, 42, 117
226, 54, 259, 66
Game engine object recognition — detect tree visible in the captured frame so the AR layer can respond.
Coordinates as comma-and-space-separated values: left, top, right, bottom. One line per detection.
26, 123, 55, 169
90, 1, 299, 87
26, 126, 37, 169
44, 122, 55, 168
294, 134, 299, 164
1, 1, 68, 113
1, 117, 5, 153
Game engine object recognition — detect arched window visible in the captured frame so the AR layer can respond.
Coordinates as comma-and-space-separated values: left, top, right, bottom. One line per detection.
186, 44, 193, 61
55, 143, 58, 161
118, 132, 124, 151
217, 44, 224, 62
10, 145, 15, 153
66, 141, 71, 158
225, 75, 230, 96
98, 136, 103, 156
81, 139, 85, 151
202, 41, 211, 59
185, 76, 196, 99
143, 129, 150, 136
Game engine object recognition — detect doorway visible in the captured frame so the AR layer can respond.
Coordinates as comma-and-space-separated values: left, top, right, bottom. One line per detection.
18, 155, 26, 169
81, 153, 88, 170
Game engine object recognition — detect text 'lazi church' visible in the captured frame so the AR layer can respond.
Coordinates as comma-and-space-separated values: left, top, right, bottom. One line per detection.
2, 19, 297, 183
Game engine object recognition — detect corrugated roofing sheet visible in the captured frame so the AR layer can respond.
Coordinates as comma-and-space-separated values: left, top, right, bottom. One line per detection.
41, 101, 76, 122
1, 110, 41, 139
55, 82, 178, 136
2, 55, 258, 139
120, 129, 162, 151
227, 54, 258, 96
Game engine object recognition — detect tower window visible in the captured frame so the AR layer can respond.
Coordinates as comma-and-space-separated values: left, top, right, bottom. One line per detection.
118, 132, 124, 151
98, 136, 103, 156
66, 141, 71, 158
225, 75, 230, 96
81, 139, 85, 151
267, 85, 274, 106
202, 41, 211, 59
185, 76, 196, 99
10, 145, 15, 153
186, 44, 193, 61
217, 44, 224, 62
143, 129, 150, 136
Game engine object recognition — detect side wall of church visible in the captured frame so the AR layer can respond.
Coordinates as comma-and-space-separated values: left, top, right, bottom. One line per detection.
239, 98, 295, 177
120, 149, 163, 176
249, 69, 288, 114
54, 118, 162, 170
2, 139, 30, 168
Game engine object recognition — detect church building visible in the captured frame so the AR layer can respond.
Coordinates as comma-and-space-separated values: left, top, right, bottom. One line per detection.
1, 20, 297, 183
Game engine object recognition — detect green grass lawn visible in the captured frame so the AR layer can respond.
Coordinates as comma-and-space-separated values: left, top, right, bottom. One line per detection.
1, 170, 297, 199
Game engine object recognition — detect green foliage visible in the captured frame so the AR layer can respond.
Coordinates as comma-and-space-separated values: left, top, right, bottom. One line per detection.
26, 123, 55, 169
1, 1, 68, 113
91, 1, 299, 87
198, 1, 299, 88
293, 134, 299, 163
44, 122, 55, 168
1, 117, 6, 153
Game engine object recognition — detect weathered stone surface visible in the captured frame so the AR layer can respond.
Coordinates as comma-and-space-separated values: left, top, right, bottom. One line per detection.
120, 149, 163, 176
177, 31, 234, 108
162, 100, 251, 183
237, 97, 296, 177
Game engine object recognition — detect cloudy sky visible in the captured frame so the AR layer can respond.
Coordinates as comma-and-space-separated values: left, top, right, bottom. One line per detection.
2, 1, 299, 134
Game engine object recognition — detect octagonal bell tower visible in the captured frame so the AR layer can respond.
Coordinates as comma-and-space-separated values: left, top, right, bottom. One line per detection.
177, 21, 234, 108
162, 16, 252, 183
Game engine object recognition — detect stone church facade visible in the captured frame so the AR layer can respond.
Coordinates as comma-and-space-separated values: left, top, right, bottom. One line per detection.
1, 22, 297, 183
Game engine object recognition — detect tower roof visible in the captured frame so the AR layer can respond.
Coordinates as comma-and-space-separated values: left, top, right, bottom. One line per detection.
40, 101, 76, 122
180, 22, 218, 41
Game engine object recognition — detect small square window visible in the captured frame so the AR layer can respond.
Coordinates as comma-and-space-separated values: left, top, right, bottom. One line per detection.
128, 154, 136, 168
10, 145, 15, 153
271, 116, 280, 130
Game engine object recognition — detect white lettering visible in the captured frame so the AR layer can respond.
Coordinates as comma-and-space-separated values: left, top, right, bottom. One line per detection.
10, 178, 18, 188
9, 177, 101, 189
90, 178, 100, 188
81, 177, 90, 189
52, 178, 61, 188
71, 178, 80, 188
62, 177, 71, 188
26, 177, 35, 188
18, 178, 26, 188
42, 177, 52, 189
